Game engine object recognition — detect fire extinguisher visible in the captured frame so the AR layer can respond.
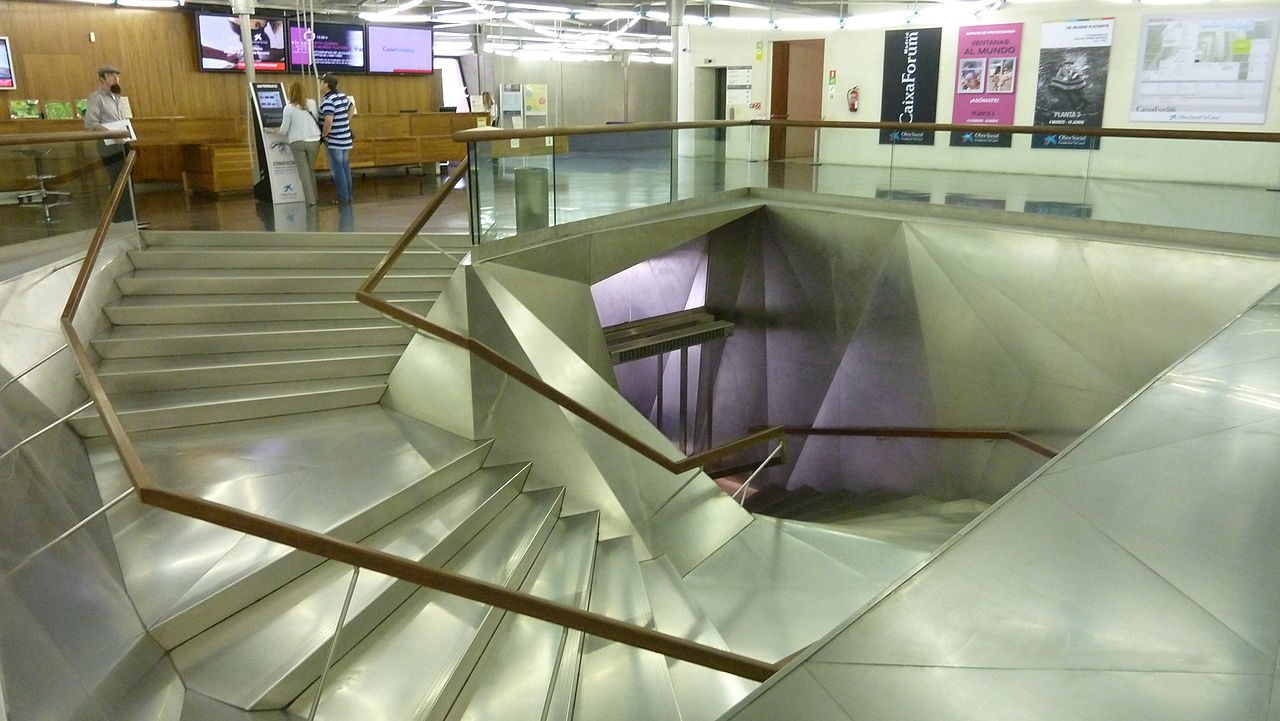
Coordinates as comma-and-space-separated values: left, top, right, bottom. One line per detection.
847, 86, 860, 112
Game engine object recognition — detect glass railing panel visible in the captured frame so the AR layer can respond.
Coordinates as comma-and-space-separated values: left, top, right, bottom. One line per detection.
550, 128, 673, 226
806, 124, 1096, 214
1082, 136, 1280, 237
674, 127, 727, 200
1, 138, 118, 248
470, 139, 500, 244
470, 136, 556, 243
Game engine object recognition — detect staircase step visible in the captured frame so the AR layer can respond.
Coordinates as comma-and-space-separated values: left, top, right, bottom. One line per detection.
173, 463, 532, 710
103, 293, 435, 325
70, 377, 389, 436
639, 556, 758, 721
116, 268, 450, 295
95, 346, 406, 393
87, 406, 494, 648
574, 537, 681, 721
292, 487, 566, 721
128, 247, 463, 271
90, 319, 412, 359
444, 512, 600, 721
140, 230, 471, 249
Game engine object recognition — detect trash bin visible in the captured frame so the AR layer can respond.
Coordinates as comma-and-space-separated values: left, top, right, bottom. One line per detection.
513, 166, 550, 232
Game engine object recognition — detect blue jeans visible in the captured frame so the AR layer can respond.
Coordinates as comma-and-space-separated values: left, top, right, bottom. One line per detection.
325, 145, 352, 201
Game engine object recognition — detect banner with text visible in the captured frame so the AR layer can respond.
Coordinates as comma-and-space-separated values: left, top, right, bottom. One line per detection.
1032, 19, 1114, 150
950, 23, 1023, 148
879, 27, 942, 145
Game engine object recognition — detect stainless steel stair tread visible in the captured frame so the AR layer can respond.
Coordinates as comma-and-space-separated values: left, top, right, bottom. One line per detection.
173, 464, 532, 710
292, 487, 565, 721
141, 230, 471, 248
115, 275, 442, 297
95, 346, 407, 392
90, 320, 413, 358
639, 556, 757, 721
106, 292, 434, 308
97, 318, 405, 340
129, 248, 462, 270
447, 512, 600, 721
122, 268, 451, 280
85, 406, 493, 646
574, 537, 681, 721
75, 376, 389, 414
69, 377, 390, 435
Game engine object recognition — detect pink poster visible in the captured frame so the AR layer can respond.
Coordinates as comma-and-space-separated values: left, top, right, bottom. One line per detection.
950, 23, 1023, 147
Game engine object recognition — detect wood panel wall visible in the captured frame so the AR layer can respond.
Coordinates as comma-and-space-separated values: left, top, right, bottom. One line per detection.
0, 0, 443, 122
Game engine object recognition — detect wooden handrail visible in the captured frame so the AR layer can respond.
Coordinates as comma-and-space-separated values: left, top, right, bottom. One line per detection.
781, 425, 1058, 458
1, 129, 130, 147
361, 157, 472, 292
54, 132, 782, 684
453, 118, 1280, 144
357, 289, 785, 474
63, 150, 137, 320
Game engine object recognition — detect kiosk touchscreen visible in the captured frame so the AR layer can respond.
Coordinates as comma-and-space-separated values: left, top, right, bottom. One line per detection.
250, 82, 304, 205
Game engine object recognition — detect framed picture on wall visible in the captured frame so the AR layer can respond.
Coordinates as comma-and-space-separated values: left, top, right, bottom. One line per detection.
0, 37, 16, 90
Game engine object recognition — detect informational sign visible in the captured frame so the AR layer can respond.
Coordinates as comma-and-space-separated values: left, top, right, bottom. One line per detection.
950, 22, 1023, 147
879, 27, 942, 145
727, 65, 753, 107
1032, 19, 1114, 150
1130, 11, 1280, 123
500, 84, 522, 113
523, 83, 548, 116
250, 82, 304, 205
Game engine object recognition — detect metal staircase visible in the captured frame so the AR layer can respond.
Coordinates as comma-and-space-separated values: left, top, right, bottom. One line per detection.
71, 230, 464, 436
75, 231, 765, 721
67, 228, 962, 721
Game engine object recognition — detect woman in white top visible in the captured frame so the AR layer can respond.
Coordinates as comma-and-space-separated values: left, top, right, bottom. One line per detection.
274, 81, 323, 205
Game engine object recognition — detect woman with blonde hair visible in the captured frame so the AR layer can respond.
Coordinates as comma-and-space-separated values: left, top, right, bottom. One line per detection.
273, 81, 322, 205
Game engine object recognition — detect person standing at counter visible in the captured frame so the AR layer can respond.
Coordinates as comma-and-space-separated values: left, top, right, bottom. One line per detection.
83, 64, 141, 225
319, 73, 354, 204
273, 81, 322, 206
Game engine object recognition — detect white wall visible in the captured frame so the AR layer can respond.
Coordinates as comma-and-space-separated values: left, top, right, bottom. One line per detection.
485, 54, 672, 126
678, 1, 1280, 186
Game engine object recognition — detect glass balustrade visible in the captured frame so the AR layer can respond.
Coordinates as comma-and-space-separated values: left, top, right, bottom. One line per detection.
467, 122, 1280, 243
0, 136, 125, 248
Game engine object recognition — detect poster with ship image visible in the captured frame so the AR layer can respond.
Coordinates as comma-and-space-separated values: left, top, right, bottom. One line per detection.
879, 27, 942, 145
1033, 19, 1114, 149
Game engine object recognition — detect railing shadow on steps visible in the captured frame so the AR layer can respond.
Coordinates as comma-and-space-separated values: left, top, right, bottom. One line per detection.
50, 133, 784, 690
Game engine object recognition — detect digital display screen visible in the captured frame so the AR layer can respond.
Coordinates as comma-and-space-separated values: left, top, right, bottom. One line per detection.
0, 37, 15, 90
367, 25, 434, 74
196, 13, 288, 72
289, 22, 366, 72
253, 83, 287, 128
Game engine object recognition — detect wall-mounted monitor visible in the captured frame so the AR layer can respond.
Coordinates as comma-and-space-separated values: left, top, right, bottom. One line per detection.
196, 13, 288, 72
367, 25, 434, 75
289, 21, 365, 73
0, 37, 15, 90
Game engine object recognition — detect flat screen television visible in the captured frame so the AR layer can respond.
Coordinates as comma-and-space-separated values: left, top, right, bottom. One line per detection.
289, 21, 365, 73
196, 13, 288, 72
367, 24, 434, 75
0, 37, 15, 90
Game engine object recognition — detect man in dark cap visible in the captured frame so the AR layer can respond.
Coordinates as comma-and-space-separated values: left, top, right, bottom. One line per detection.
84, 64, 143, 226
